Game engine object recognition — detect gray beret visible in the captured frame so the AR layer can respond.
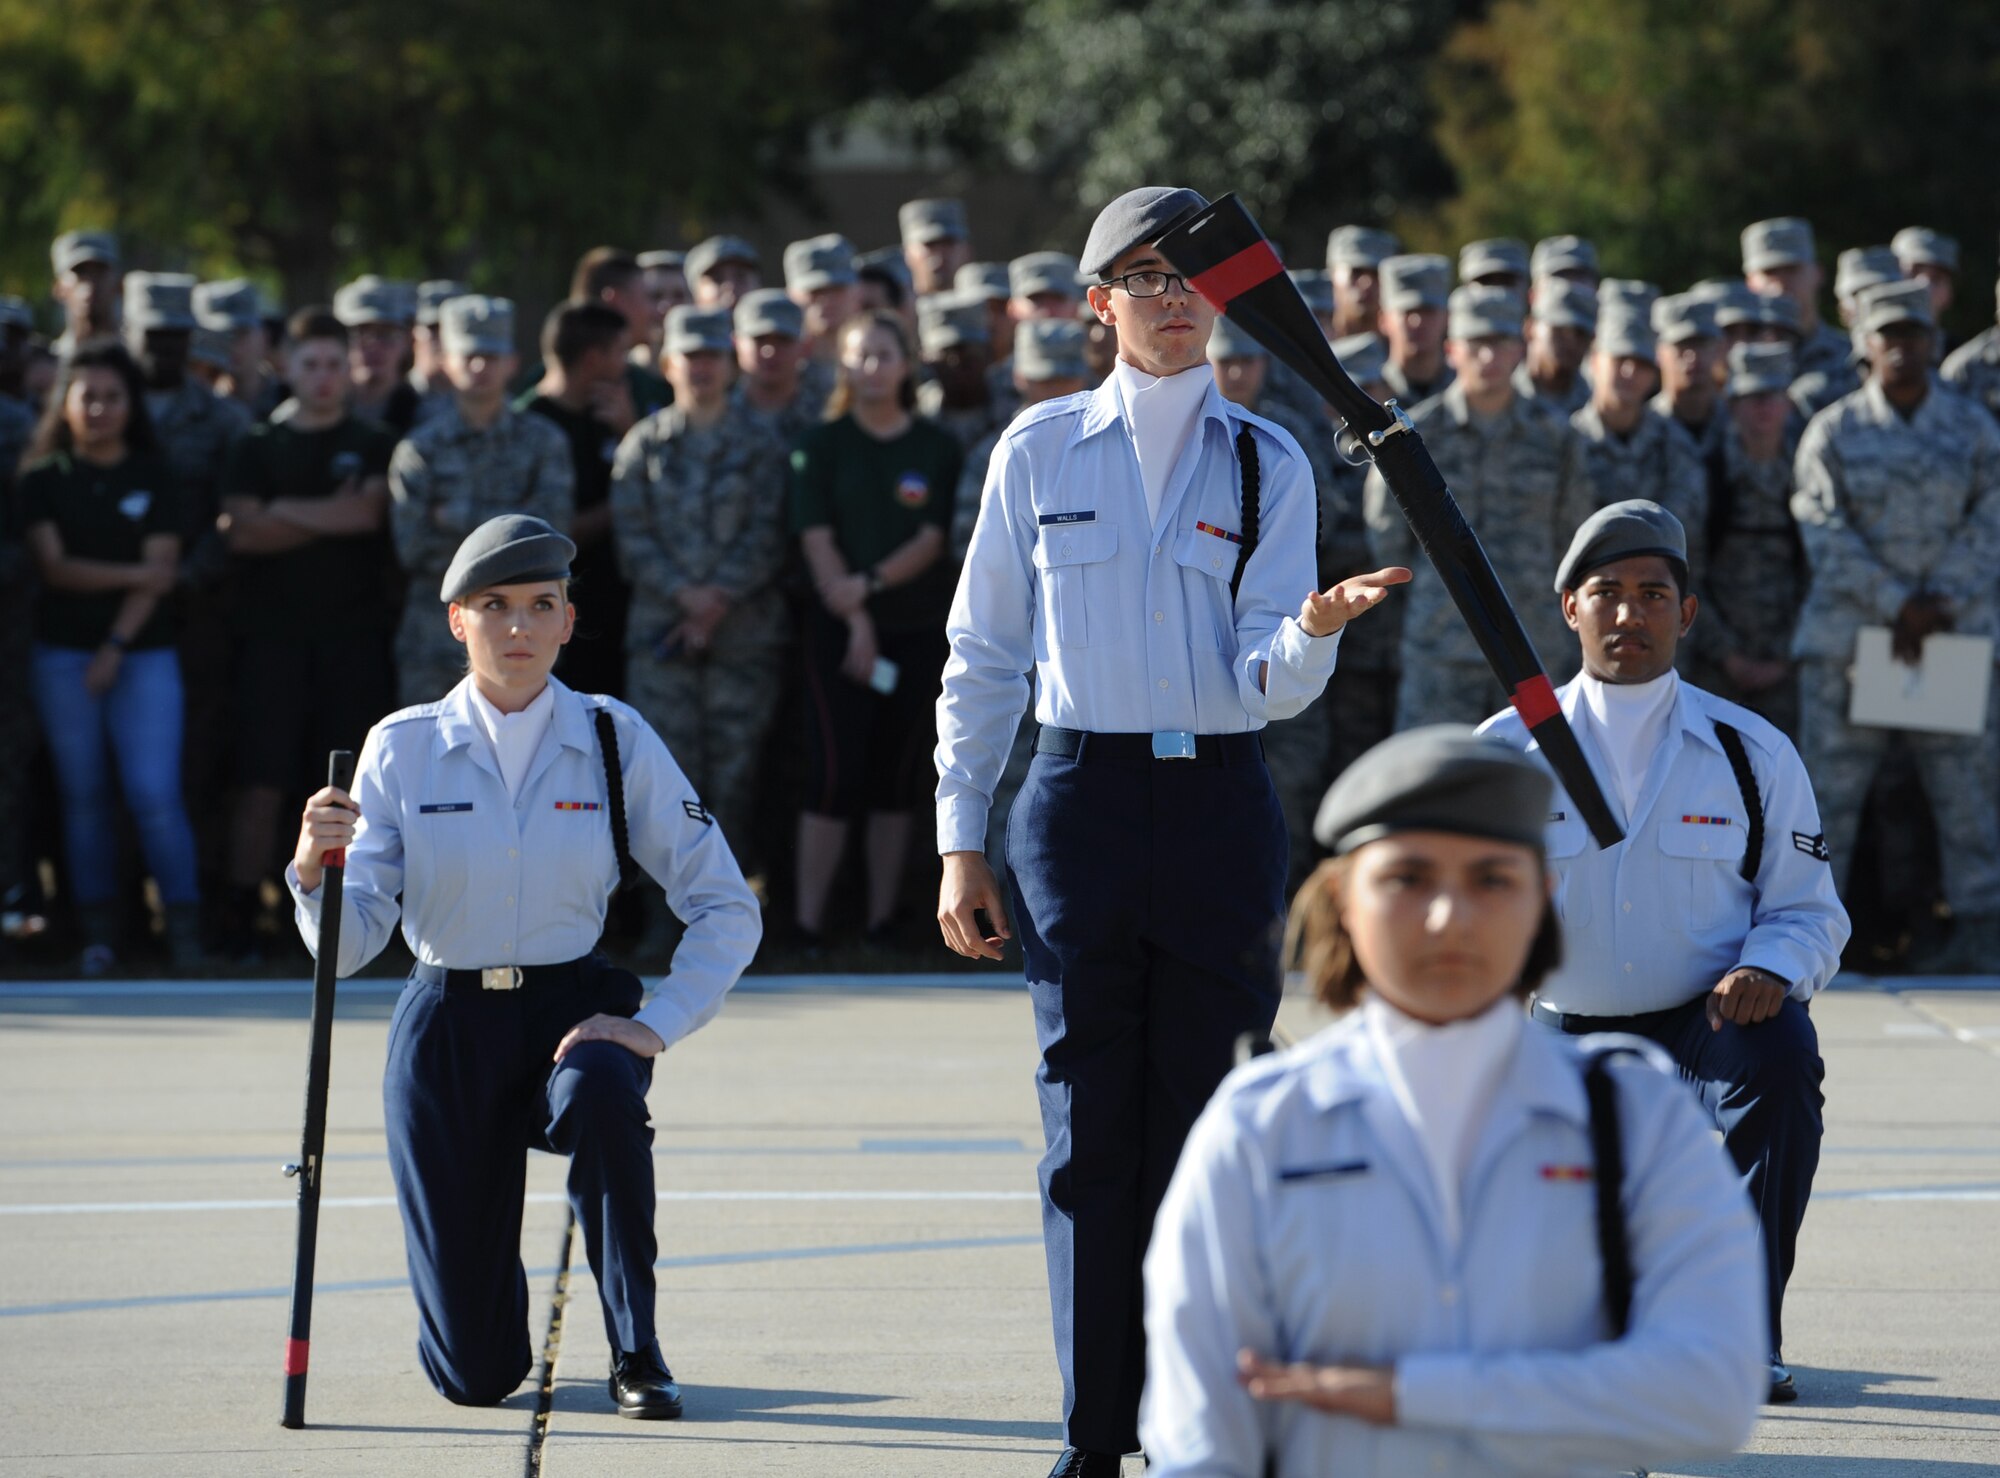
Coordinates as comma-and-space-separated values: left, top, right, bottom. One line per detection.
1459, 238, 1530, 284
124, 272, 198, 333
1380, 254, 1452, 313
1081, 186, 1209, 279
1332, 331, 1389, 385
194, 279, 263, 332
733, 288, 803, 340
416, 279, 471, 327
663, 305, 735, 355
685, 235, 761, 285
1312, 725, 1555, 856
1892, 226, 1958, 274
1326, 225, 1400, 271
1449, 284, 1524, 341
1594, 308, 1655, 362
1532, 276, 1598, 331
1207, 314, 1266, 361
52, 229, 120, 276
334, 275, 412, 327
1741, 217, 1815, 275
1858, 278, 1935, 335
1010, 252, 1084, 301
1834, 246, 1901, 305
918, 289, 990, 353
637, 250, 686, 272
785, 234, 858, 293
440, 295, 514, 356
1287, 268, 1335, 315
1531, 235, 1598, 278
1013, 318, 1088, 381
954, 261, 1012, 302
899, 197, 969, 246
1555, 498, 1687, 593
1726, 342, 1794, 398
1651, 293, 1719, 345
440, 515, 576, 604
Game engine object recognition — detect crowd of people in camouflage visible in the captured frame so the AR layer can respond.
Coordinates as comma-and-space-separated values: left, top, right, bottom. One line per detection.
3, 201, 1997, 975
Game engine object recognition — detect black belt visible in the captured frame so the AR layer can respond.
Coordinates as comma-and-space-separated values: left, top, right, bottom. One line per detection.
1530, 996, 1694, 1036
1034, 726, 1264, 768
413, 956, 594, 993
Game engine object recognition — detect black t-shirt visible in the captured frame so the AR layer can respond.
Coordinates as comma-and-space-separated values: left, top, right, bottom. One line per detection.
15, 451, 184, 650
221, 416, 399, 636
789, 415, 963, 631
522, 394, 625, 594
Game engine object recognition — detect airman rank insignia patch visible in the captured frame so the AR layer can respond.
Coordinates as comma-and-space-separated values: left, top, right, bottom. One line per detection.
1793, 831, 1830, 861
683, 800, 713, 825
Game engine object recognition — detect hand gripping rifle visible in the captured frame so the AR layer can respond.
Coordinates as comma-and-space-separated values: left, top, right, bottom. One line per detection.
281, 749, 356, 1428
1155, 195, 1623, 848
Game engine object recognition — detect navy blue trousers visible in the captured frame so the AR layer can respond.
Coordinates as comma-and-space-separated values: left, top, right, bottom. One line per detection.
1006, 747, 1287, 1455
383, 959, 658, 1405
1572, 995, 1824, 1358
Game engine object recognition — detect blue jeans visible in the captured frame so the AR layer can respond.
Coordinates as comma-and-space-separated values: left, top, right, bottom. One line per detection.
30, 644, 201, 907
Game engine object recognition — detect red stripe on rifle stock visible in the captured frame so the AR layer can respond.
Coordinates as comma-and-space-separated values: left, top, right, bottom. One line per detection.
285, 1337, 310, 1376
1188, 241, 1284, 308
1511, 675, 1561, 727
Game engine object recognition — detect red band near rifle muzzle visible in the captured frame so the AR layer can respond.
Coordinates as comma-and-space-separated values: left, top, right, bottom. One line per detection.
1188, 240, 1285, 309
284, 1337, 310, 1376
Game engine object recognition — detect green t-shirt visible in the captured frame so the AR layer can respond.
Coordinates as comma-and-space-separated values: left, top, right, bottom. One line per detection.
220, 416, 399, 636
15, 451, 183, 650
789, 415, 963, 631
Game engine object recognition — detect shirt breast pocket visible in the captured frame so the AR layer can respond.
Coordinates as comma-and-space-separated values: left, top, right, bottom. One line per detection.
1171, 523, 1238, 651
1544, 811, 1592, 929
1657, 819, 1747, 931
1033, 521, 1119, 649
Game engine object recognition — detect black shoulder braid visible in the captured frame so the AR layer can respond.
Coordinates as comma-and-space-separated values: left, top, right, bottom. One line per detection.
1713, 720, 1763, 884
1231, 424, 1260, 602
594, 707, 638, 893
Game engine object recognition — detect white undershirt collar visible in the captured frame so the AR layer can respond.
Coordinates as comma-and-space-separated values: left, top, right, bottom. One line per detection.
1574, 667, 1680, 823
467, 681, 556, 803
1112, 357, 1214, 524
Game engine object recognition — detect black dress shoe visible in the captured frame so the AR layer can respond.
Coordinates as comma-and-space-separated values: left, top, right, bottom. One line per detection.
1046, 1449, 1123, 1477
609, 1347, 683, 1419
1767, 1359, 1797, 1403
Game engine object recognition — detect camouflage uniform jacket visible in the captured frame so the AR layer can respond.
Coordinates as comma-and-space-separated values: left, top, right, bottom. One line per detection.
728, 359, 836, 451
611, 403, 790, 655
1942, 324, 2000, 422
915, 379, 1003, 455
1684, 425, 1806, 667
1380, 358, 1454, 410
1365, 384, 1597, 672
1569, 403, 1705, 522
148, 380, 251, 526
1511, 361, 1592, 418
1790, 378, 2000, 662
388, 399, 575, 585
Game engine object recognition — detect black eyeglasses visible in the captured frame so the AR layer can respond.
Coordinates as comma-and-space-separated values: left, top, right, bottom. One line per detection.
1097, 270, 1196, 299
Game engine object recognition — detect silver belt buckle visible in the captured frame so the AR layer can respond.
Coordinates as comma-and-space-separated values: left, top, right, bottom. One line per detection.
481, 966, 523, 991
1151, 730, 1198, 761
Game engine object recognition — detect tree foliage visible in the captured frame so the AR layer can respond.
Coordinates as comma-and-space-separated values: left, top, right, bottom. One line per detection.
1424, 0, 2000, 327
0, 0, 841, 301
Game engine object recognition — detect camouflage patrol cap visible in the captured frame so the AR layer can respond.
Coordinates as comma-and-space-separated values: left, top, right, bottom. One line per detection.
1741, 218, 1816, 274
1012, 318, 1088, 381
440, 515, 575, 604
1599, 279, 1660, 314
190, 329, 233, 372
1753, 292, 1802, 338
1332, 332, 1389, 385
52, 230, 119, 276
917, 290, 990, 354
1651, 293, 1719, 345
1312, 726, 1553, 856
1858, 279, 1935, 335
1448, 284, 1524, 341
637, 250, 686, 272
1726, 342, 1794, 398
899, 197, 969, 246
334, 275, 411, 327
1531, 235, 1598, 279
416, 280, 471, 327
0, 295, 33, 331
732, 289, 803, 341
785, 234, 858, 293
1081, 186, 1208, 278
1685, 278, 1739, 308
1287, 268, 1335, 316
124, 272, 198, 333
1459, 238, 1530, 284
1834, 247, 1900, 305
953, 261, 1011, 302
684, 235, 761, 285
193, 279, 263, 333
439, 295, 515, 356
1532, 276, 1598, 331
1555, 499, 1687, 592
663, 305, 735, 355
1892, 227, 1959, 275
1326, 226, 1400, 271
855, 246, 913, 290
1010, 252, 1085, 302
1711, 281, 1764, 329
1595, 308, 1656, 362
1207, 314, 1266, 361
1379, 254, 1452, 313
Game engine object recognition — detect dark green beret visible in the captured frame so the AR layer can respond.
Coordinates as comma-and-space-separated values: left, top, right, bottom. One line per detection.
1554, 499, 1687, 593
440, 515, 575, 604
1312, 726, 1554, 855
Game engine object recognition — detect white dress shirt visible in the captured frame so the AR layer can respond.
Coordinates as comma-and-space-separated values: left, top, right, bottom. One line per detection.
1480, 677, 1850, 1014
935, 372, 1340, 853
1141, 1011, 1767, 1475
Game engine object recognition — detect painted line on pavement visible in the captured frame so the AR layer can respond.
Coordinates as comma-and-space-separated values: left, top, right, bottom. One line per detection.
0, 1188, 1041, 1216
0, 1139, 1032, 1172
